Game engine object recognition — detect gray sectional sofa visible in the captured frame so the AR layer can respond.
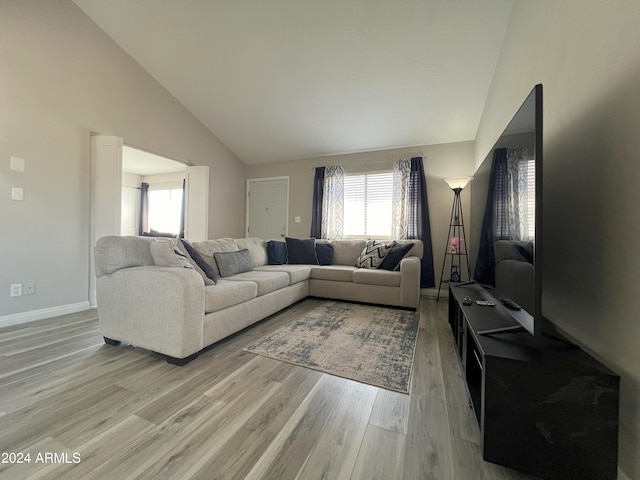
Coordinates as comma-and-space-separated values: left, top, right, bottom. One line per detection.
94, 236, 423, 364
494, 239, 534, 313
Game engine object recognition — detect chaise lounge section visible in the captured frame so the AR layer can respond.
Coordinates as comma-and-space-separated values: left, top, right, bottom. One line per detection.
94, 236, 423, 364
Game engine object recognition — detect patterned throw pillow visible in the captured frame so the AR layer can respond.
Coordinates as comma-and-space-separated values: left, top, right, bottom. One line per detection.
355, 240, 393, 269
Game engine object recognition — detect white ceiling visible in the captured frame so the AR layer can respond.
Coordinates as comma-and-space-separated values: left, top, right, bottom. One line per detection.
74, 0, 513, 165
122, 145, 186, 175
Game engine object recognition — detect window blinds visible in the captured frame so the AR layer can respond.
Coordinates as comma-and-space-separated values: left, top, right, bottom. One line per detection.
343, 172, 393, 237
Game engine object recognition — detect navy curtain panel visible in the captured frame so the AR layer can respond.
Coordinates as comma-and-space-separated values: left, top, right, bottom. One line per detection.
138, 182, 149, 236
473, 148, 508, 285
310, 167, 325, 238
407, 157, 435, 288
179, 179, 186, 238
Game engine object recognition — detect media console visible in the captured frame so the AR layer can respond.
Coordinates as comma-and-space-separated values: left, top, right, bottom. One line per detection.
448, 282, 620, 480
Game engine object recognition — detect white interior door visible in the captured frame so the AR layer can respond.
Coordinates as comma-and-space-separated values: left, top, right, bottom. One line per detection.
247, 177, 288, 239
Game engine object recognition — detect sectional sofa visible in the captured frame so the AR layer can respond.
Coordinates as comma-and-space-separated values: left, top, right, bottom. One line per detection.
94, 236, 423, 365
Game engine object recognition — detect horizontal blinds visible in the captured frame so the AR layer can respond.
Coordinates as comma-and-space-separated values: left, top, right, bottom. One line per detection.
526, 159, 535, 238
344, 172, 393, 237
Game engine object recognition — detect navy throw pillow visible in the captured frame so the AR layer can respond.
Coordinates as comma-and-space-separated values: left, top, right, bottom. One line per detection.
378, 242, 414, 271
315, 243, 333, 266
285, 237, 319, 265
181, 239, 219, 283
267, 241, 287, 265
514, 242, 534, 264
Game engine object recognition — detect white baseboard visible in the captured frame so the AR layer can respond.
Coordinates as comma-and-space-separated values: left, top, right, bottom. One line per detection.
0, 301, 92, 328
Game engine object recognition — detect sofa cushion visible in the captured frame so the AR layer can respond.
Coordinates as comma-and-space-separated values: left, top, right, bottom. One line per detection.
214, 249, 253, 278
204, 280, 257, 313
311, 265, 358, 282
225, 271, 290, 296
254, 264, 312, 285
315, 243, 334, 266
378, 241, 414, 271
330, 240, 367, 266
353, 268, 401, 287
236, 238, 268, 267
355, 240, 393, 269
267, 240, 287, 265
285, 237, 318, 265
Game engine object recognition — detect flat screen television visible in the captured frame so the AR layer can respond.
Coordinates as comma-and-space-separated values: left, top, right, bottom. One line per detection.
469, 84, 543, 335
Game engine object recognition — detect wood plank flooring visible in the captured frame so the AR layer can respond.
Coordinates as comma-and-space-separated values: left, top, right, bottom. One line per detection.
0, 298, 538, 480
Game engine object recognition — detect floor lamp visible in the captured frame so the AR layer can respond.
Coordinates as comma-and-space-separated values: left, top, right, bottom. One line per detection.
437, 176, 472, 301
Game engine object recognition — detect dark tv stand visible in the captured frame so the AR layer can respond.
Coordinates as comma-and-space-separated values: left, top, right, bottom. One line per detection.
478, 325, 526, 336
448, 283, 620, 480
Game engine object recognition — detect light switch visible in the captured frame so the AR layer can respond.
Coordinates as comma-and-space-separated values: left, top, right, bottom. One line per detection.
10, 156, 25, 172
12, 187, 24, 201
295, 216, 301, 223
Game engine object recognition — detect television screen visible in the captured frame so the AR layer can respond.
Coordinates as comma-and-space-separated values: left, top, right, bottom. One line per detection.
470, 84, 542, 335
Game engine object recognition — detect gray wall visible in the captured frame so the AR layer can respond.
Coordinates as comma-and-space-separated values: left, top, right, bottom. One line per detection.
0, 1, 246, 318
475, 1, 640, 477
246, 141, 476, 292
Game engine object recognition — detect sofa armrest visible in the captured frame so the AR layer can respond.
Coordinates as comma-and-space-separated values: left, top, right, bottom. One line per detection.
399, 256, 421, 308
495, 259, 534, 313
96, 266, 205, 359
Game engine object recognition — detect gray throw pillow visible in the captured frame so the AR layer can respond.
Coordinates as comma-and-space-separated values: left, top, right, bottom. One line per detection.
214, 249, 253, 277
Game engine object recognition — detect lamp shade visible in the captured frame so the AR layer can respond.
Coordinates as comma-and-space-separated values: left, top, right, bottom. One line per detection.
445, 176, 472, 190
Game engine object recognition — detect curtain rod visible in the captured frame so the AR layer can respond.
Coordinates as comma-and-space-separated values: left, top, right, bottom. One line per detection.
309, 154, 423, 170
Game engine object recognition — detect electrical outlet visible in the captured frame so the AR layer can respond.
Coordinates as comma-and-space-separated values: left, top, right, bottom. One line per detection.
24, 282, 35, 295
11, 187, 24, 201
10, 283, 22, 297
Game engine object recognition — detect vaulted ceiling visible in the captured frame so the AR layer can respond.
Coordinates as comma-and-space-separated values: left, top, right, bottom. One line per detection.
74, 0, 513, 164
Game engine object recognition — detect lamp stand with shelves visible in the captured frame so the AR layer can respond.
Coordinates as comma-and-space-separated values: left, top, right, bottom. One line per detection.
437, 177, 471, 300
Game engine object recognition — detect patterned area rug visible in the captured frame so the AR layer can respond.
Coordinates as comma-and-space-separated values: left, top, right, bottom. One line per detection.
244, 301, 420, 393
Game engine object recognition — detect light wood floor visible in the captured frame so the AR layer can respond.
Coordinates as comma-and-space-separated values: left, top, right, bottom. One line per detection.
0, 298, 538, 480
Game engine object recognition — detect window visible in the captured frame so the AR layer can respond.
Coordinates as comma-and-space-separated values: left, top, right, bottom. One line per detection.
525, 158, 535, 239
494, 153, 535, 241
343, 171, 393, 238
148, 186, 183, 235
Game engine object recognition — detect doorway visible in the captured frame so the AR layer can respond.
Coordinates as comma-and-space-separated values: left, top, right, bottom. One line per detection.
90, 135, 209, 306
122, 145, 187, 236
246, 177, 289, 239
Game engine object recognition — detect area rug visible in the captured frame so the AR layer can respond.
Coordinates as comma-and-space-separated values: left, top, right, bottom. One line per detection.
244, 301, 420, 393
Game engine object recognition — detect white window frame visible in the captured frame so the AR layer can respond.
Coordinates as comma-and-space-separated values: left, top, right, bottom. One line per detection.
343, 169, 394, 240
